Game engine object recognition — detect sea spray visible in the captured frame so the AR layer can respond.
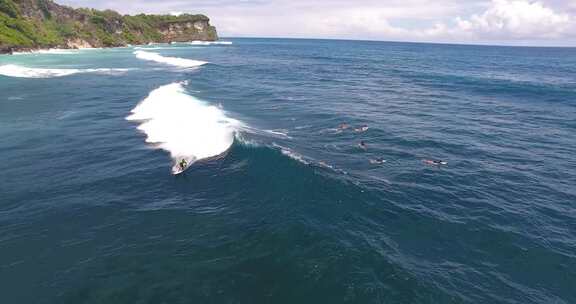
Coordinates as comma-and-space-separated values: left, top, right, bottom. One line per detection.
126, 82, 241, 171
133, 50, 208, 68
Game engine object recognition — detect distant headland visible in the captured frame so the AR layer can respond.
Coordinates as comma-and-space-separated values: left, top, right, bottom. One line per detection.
0, 0, 218, 54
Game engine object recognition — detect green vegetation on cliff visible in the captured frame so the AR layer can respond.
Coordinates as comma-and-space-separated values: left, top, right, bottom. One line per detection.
0, 0, 218, 53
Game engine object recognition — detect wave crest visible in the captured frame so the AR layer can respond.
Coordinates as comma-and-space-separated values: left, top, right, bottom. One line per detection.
133, 50, 208, 68
188, 41, 233, 46
126, 82, 241, 170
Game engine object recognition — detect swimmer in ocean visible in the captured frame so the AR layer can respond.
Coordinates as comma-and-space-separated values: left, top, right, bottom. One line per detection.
358, 141, 367, 150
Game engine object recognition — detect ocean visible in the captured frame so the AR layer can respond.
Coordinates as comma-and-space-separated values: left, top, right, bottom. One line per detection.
0, 38, 575, 304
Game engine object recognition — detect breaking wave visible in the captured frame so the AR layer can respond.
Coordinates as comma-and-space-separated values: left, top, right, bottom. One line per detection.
188, 41, 233, 46
0, 64, 131, 78
126, 82, 242, 169
134, 47, 165, 50
12, 48, 105, 55
12, 49, 80, 55
133, 50, 208, 68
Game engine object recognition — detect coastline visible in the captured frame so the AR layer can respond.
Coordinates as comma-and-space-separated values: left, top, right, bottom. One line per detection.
0, 0, 218, 56
0, 40, 221, 56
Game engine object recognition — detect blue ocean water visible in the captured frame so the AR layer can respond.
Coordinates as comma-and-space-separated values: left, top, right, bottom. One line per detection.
0, 38, 575, 304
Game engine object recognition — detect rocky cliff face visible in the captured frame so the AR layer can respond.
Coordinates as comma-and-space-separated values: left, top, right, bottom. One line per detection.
0, 0, 218, 53
158, 19, 217, 42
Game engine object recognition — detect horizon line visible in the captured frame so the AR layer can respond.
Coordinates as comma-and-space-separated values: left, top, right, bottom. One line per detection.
221, 36, 576, 49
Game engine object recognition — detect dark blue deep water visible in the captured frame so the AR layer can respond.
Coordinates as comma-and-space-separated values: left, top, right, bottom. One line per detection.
1, 38, 575, 303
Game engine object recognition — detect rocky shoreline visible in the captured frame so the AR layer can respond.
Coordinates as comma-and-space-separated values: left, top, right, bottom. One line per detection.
0, 40, 223, 55
0, 0, 218, 55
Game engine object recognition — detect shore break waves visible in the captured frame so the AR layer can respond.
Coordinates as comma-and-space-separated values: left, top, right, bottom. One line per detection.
0, 64, 131, 78
133, 50, 208, 68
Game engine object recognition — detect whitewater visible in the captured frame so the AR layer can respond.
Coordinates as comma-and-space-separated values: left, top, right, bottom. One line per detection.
187, 41, 233, 46
134, 50, 208, 68
126, 82, 241, 172
0, 64, 130, 78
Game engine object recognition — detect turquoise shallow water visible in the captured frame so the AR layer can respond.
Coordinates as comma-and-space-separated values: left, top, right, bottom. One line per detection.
0, 38, 575, 304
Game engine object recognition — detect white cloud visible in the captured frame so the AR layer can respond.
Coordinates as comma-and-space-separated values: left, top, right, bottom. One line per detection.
452, 0, 575, 39
206, 1, 467, 40
270, 0, 576, 44
312, 0, 576, 44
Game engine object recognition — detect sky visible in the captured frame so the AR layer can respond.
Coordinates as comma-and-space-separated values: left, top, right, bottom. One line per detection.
58, 0, 576, 46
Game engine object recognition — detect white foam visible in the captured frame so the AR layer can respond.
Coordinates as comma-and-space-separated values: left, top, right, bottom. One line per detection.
234, 133, 261, 147
281, 148, 309, 165
127, 82, 241, 167
134, 47, 164, 50
12, 49, 78, 55
264, 129, 292, 139
12, 48, 104, 55
272, 143, 310, 165
134, 46, 198, 51
188, 41, 233, 46
0, 64, 131, 78
133, 50, 207, 68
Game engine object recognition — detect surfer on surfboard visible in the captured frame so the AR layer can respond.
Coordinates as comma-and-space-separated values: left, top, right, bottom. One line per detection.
370, 158, 386, 164
423, 159, 447, 166
172, 157, 197, 175
179, 159, 188, 171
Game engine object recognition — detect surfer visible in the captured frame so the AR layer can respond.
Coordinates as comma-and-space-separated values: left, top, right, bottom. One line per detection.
179, 159, 188, 171
358, 141, 367, 150
423, 159, 447, 166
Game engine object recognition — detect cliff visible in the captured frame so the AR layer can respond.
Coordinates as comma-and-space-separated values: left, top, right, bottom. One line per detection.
0, 0, 218, 53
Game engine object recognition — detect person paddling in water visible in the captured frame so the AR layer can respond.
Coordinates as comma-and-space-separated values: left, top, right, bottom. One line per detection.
355, 125, 369, 132
370, 157, 386, 164
423, 159, 447, 166
179, 159, 188, 171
